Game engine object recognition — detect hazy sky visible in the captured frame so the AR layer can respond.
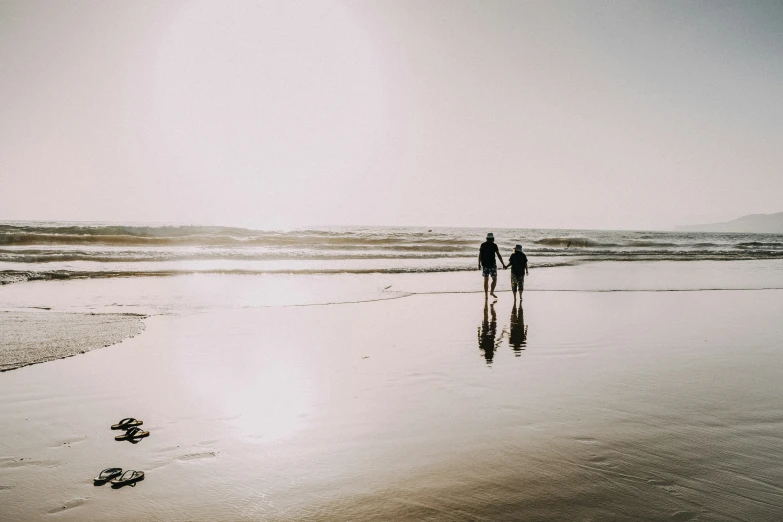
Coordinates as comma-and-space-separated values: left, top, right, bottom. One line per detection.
1, 0, 781, 230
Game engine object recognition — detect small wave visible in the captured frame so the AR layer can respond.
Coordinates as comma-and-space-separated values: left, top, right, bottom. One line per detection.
0, 262, 577, 285
535, 237, 600, 247
735, 241, 783, 249
624, 241, 678, 247
0, 224, 480, 248
535, 237, 688, 248
0, 267, 475, 284
0, 232, 481, 248
0, 250, 474, 263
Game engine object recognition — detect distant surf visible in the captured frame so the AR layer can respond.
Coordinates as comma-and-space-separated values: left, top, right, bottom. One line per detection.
1, 222, 782, 284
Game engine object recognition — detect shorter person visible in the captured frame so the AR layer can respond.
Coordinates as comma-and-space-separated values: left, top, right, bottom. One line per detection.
508, 244, 529, 301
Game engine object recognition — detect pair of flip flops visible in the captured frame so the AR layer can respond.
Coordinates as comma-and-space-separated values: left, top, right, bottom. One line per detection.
94, 468, 145, 486
96, 418, 148, 487
111, 418, 150, 441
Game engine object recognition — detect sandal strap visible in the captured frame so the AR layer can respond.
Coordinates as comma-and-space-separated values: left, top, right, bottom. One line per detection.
119, 470, 136, 480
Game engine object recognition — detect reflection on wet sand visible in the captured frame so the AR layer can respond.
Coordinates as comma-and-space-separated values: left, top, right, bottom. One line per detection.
479, 301, 529, 364
508, 302, 528, 355
478, 299, 501, 364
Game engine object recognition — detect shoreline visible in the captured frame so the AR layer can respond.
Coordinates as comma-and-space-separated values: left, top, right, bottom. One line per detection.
2, 260, 783, 372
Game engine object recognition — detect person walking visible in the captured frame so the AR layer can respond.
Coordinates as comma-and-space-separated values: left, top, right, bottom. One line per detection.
478, 232, 506, 298
508, 244, 529, 301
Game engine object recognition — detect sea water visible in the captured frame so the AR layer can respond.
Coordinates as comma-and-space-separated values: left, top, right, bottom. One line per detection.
2, 222, 783, 285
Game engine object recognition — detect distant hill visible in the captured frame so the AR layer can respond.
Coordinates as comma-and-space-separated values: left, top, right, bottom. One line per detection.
678, 212, 783, 234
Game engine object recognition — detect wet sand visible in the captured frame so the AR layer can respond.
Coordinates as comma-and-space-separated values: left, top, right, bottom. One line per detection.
1, 279, 783, 520
0, 311, 145, 372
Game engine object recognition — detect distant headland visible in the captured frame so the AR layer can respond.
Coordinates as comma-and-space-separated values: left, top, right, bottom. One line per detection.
677, 212, 783, 234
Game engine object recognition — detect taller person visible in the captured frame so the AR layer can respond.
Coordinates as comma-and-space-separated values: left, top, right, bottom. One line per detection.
478, 232, 506, 298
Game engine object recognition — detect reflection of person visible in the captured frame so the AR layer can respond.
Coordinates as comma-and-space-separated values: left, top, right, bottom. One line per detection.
478, 299, 499, 364
478, 233, 506, 298
508, 302, 528, 355
508, 244, 529, 301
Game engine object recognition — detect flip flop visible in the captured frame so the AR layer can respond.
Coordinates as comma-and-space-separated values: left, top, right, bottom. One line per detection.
111, 418, 143, 430
115, 426, 150, 441
94, 468, 122, 483
111, 470, 144, 486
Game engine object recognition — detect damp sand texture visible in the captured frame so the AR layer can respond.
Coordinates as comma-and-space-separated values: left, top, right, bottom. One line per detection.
0, 312, 145, 371
1, 289, 783, 521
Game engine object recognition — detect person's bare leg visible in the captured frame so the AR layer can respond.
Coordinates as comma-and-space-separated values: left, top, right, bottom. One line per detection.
490, 276, 498, 298
484, 276, 489, 296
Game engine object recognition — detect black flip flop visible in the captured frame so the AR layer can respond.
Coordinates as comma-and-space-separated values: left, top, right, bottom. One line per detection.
115, 426, 150, 441
94, 467, 122, 483
111, 470, 144, 487
111, 418, 143, 430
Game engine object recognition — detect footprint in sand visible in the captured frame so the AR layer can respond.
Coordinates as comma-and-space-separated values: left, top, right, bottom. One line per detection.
648, 478, 680, 496
0, 457, 59, 469
176, 451, 218, 461
47, 498, 87, 514
586, 454, 607, 463
52, 436, 88, 448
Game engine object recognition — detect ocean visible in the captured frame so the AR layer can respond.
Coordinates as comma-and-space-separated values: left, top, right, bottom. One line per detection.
3, 222, 783, 285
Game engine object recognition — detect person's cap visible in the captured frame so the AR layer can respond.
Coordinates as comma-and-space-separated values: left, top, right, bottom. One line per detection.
486, 232, 494, 239
515, 244, 522, 252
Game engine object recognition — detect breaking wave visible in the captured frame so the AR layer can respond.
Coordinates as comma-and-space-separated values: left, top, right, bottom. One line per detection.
2, 222, 782, 285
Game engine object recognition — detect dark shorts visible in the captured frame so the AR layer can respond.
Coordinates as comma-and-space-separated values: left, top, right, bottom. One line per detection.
511, 272, 525, 290
482, 265, 497, 278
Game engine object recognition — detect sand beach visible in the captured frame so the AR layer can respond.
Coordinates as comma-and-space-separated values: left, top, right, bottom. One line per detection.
2, 261, 783, 521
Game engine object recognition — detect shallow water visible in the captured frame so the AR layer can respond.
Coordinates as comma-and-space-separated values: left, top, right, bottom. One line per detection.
2, 261, 783, 316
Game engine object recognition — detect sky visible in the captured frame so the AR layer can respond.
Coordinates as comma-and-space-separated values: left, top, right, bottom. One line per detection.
1, 0, 781, 230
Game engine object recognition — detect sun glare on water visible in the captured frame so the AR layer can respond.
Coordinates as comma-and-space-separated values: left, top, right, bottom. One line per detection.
218, 356, 316, 443
176, 314, 319, 443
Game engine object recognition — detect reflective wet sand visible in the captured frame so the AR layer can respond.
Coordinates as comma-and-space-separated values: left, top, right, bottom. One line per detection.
1, 281, 782, 520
